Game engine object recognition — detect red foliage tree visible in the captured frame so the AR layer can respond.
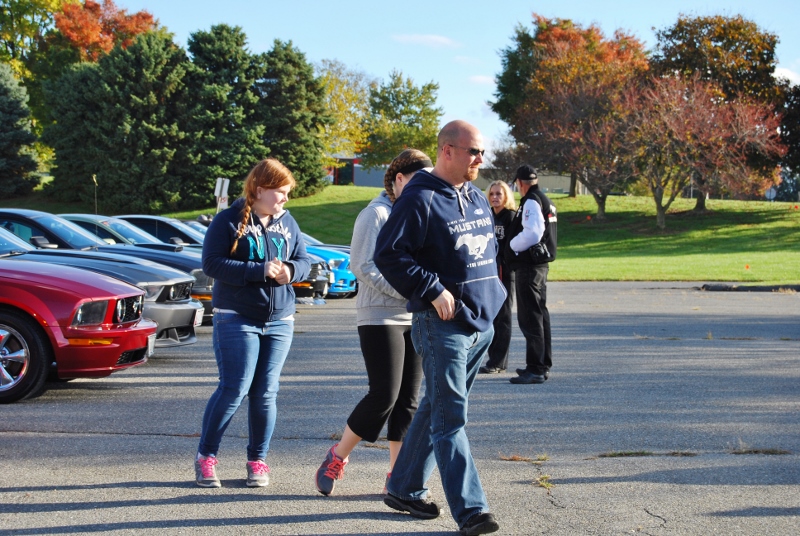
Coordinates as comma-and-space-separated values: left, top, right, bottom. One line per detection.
55, 0, 154, 61
627, 75, 785, 229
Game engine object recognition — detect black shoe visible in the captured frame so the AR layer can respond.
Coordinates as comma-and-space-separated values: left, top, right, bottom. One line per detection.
384, 493, 441, 519
516, 368, 549, 379
460, 512, 500, 535
479, 366, 505, 374
510, 370, 546, 384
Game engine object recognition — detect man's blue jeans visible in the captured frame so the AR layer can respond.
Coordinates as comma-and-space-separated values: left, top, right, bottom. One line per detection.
386, 309, 494, 527
198, 311, 293, 461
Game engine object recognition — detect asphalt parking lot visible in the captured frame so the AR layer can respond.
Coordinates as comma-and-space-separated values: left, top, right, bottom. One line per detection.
1, 282, 799, 535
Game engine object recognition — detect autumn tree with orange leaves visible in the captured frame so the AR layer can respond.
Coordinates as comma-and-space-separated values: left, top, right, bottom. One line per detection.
54, 0, 154, 61
492, 14, 648, 218
23, 0, 155, 138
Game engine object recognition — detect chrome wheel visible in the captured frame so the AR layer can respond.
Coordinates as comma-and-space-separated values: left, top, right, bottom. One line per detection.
0, 311, 51, 403
0, 326, 29, 392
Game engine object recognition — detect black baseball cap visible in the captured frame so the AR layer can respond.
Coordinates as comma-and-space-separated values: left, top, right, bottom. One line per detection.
514, 165, 538, 181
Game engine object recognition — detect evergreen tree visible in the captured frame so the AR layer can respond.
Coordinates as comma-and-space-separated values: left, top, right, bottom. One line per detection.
0, 62, 39, 196
184, 24, 266, 204
45, 32, 195, 213
255, 40, 329, 197
41, 62, 101, 202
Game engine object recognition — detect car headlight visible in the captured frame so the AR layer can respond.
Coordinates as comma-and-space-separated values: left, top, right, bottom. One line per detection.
190, 269, 213, 290
115, 298, 126, 322
142, 285, 164, 301
168, 282, 192, 301
72, 301, 109, 327
328, 258, 344, 270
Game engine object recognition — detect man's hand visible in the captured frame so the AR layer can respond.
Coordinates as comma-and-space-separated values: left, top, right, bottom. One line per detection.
432, 289, 455, 321
266, 258, 291, 284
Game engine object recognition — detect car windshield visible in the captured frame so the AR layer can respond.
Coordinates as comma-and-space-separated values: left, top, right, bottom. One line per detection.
106, 219, 162, 245
36, 214, 106, 249
0, 227, 34, 255
167, 220, 206, 244
183, 221, 208, 235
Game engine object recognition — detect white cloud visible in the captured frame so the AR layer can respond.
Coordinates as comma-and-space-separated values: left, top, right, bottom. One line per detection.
469, 75, 495, 85
391, 34, 461, 48
775, 67, 800, 86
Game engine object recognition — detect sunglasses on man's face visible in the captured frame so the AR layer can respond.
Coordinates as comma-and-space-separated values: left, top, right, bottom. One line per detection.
449, 144, 485, 157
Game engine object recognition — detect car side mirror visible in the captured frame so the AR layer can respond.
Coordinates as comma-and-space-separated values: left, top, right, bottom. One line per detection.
30, 236, 58, 249
103, 238, 116, 245
169, 237, 184, 245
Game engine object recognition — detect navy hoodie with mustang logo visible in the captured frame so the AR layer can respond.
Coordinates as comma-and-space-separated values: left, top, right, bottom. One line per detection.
374, 169, 506, 333
202, 197, 311, 322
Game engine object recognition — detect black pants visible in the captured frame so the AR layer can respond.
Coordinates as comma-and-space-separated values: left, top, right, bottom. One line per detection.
514, 263, 552, 375
485, 265, 513, 369
346, 324, 423, 443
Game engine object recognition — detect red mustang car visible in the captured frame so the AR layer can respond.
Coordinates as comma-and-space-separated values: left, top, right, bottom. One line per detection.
0, 259, 157, 403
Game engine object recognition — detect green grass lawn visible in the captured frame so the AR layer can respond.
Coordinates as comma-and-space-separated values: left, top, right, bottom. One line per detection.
6, 184, 799, 285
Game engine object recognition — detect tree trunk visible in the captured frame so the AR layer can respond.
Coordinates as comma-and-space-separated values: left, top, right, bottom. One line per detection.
693, 192, 707, 211
593, 193, 607, 220
656, 205, 667, 229
653, 185, 667, 229
569, 171, 578, 197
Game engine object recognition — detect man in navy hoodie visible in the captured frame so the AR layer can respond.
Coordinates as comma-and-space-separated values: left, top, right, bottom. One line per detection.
375, 120, 505, 536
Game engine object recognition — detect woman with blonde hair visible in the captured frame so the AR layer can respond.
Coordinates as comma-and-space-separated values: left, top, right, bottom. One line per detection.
195, 158, 311, 488
479, 180, 517, 374
315, 149, 432, 496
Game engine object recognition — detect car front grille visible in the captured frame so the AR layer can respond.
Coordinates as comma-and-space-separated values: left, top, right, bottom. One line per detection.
118, 296, 144, 322
117, 347, 147, 365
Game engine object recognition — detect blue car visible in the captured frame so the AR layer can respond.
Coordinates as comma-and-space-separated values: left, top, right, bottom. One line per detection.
302, 233, 356, 298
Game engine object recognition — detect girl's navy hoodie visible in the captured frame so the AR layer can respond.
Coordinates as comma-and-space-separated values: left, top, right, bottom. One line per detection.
374, 169, 506, 333
202, 197, 311, 322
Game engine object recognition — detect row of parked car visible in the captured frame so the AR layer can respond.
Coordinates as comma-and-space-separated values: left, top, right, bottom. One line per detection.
0, 208, 356, 403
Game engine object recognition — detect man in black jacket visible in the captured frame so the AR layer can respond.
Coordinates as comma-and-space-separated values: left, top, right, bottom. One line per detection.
506, 165, 557, 384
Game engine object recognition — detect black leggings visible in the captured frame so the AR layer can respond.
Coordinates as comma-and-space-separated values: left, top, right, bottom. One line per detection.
346, 324, 423, 443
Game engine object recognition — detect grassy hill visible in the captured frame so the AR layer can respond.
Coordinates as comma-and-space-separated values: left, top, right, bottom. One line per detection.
169, 185, 800, 285
5, 184, 798, 285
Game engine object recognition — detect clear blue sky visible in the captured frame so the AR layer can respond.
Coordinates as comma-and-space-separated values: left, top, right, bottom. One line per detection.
125, 0, 800, 154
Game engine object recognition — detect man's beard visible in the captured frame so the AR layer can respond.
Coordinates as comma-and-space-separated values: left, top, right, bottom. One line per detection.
463, 166, 480, 182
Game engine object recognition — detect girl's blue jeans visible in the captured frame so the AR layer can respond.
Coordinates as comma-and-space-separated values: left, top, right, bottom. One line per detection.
198, 311, 293, 461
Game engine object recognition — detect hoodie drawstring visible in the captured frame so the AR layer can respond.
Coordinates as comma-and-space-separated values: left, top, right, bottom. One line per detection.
455, 185, 473, 217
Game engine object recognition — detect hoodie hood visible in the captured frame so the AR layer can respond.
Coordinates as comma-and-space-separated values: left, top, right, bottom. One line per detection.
374, 169, 506, 332
403, 170, 482, 218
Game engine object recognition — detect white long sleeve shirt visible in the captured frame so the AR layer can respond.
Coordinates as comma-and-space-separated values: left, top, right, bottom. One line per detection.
509, 197, 545, 253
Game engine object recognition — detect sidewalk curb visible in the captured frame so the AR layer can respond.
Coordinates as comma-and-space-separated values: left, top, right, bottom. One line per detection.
701, 283, 800, 292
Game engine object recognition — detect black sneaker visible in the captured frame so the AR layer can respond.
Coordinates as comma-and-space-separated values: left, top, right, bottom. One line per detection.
460, 512, 500, 535
384, 493, 440, 519
516, 368, 549, 380
510, 370, 546, 384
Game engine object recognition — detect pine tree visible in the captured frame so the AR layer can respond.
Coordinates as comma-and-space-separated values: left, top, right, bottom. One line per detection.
41, 62, 101, 202
0, 63, 39, 196
45, 32, 195, 212
255, 40, 329, 197
184, 24, 267, 203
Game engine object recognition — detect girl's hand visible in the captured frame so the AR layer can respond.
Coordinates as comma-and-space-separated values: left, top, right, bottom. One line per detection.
266, 258, 291, 284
